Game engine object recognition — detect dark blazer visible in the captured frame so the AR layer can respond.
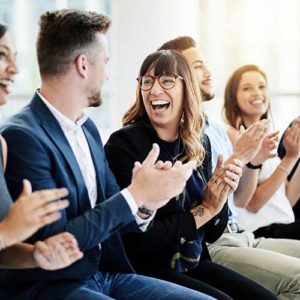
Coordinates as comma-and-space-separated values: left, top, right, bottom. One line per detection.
105, 118, 228, 273
0, 93, 138, 298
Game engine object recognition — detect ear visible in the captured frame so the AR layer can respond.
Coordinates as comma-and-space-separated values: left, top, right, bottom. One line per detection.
75, 54, 88, 78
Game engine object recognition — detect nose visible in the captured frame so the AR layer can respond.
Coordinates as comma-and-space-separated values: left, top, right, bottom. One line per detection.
150, 78, 164, 95
7, 57, 18, 75
203, 64, 211, 79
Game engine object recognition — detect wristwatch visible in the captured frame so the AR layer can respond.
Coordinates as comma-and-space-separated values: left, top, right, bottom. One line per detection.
246, 162, 262, 169
138, 205, 154, 217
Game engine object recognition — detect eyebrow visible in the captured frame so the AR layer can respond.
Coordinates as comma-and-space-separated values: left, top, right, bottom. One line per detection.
0, 44, 10, 51
192, 60, 204, 65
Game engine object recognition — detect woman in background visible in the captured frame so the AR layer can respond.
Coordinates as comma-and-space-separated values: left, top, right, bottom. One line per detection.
224, 64, 300, 239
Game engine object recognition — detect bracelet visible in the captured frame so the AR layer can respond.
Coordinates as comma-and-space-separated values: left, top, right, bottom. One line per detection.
0, 234, 6, 251
278, 165, 290, 175
138, 205, 154, 217
246, 162, 262, 169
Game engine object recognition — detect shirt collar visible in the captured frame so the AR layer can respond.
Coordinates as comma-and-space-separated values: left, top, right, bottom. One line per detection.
37, 90, 88, 132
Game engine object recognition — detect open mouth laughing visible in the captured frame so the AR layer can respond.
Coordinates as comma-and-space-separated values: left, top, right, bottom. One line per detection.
150, 100, 170, 112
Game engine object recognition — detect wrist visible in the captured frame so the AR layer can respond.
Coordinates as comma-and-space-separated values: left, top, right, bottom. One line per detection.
137, 205, 155, 219
127, 183, 144, 207
0, 222, 14, 248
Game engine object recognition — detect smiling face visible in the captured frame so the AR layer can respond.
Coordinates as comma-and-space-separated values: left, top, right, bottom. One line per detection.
141, 66, 185, 140
236, 70, 269, 124
181, 47, 214, 101
0, 31, 18, 105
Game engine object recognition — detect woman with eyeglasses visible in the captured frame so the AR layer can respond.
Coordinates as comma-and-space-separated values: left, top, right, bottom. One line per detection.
105, 50, 277, 300
0, 23, 83, 276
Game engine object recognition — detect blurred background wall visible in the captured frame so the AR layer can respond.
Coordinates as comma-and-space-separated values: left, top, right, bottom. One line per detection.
0, 0, 299, 142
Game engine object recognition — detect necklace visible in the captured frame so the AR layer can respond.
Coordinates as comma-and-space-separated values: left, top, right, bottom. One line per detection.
156, 137, 184, 163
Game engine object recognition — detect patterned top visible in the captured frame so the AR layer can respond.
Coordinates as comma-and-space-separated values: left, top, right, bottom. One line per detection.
157, 138, 205, 272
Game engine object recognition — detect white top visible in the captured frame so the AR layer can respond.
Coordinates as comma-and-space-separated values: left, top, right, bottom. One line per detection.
38, 91, 154, 230
205, 118, 237, 222
235, 156, 295, 232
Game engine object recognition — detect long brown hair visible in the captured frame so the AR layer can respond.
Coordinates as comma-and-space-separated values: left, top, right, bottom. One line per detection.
224, 64, 269, 129
123, 49, 205, 165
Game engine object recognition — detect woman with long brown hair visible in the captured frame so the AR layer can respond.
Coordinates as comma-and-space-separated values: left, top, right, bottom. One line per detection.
223, 64, 300, 239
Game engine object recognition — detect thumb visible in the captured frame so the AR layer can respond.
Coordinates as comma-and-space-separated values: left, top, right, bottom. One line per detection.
239, 125, 245, 135
216, 155, 224, 170
132, 161, 142, 178
20, 179, 32, 197
142, 143, 160, 166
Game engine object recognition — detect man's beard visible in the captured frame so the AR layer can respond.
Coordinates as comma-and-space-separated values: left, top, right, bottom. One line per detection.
201, 89, 215, 102
88, 90, 103, 107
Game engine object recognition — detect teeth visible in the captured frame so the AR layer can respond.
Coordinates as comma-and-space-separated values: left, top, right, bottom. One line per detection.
151, 100, 169, 105
0, 79, 12, 87
252, 99, 263, 104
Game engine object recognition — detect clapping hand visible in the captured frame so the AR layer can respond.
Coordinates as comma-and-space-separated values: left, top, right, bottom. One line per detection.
33, 232, 83, 270
202, 155, 243, 215
0, 180, 69, 247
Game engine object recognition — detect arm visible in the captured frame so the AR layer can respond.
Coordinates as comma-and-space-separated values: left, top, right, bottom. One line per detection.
286, 162, 300, 205
0, 135, 7, 169
226, 122, 267, 208
0, 233, 82, 270
0, 243, 37, 269
227, 124, 287, 212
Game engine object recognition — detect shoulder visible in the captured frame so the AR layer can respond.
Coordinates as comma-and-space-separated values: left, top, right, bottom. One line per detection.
105, 121, 154, 162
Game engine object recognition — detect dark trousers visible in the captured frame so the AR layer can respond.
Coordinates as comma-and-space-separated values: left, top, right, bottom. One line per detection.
145, 260, 277, 300
254, 220, 300, 240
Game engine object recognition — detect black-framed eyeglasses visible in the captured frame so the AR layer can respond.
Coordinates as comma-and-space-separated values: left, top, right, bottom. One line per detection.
137, 74, 184, 91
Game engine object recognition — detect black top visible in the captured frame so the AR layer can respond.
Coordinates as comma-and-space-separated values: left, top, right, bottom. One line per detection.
105, 117, 228, 273
0, 138, 12, 221
278, 117, 300, 218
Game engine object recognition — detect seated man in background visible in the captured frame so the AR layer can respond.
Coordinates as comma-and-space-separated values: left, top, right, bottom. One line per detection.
0, 10, 212, 300
159, 36, 300, 299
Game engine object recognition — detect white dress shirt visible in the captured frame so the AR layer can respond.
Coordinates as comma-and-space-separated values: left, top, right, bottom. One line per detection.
38, 91, 154, 230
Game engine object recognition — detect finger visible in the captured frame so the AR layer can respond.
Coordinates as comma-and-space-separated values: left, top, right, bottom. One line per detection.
29, 189, 69, 209
132, 161, 142, 174
39, 212, 61, 226
225, 164, 242, 177
36, 200, 69, 217
142, 143, 160, 166
225, 170, 240, 183
34, 241, 49, 257
215, 155, 224, 171
161, 161, 173, 169
20, 179, 32, 197
155, 160, 164, 169
232, 159, 243, 168
224, 177, 238, 191
173, 160, 183, 168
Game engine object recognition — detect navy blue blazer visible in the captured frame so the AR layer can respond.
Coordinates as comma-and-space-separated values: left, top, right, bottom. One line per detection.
0, 93, 137, 296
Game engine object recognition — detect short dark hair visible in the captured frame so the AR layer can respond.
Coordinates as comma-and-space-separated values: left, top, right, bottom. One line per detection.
0, 23, 8, 39
37, 9, 111, 78
158, 36, 196, 52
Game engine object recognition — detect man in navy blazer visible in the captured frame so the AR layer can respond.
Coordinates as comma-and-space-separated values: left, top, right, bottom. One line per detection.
0, 9, 212, 300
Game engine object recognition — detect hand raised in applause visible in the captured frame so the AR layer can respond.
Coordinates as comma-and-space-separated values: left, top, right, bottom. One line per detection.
0, 180, 69, 247
128, 144, 196, 210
